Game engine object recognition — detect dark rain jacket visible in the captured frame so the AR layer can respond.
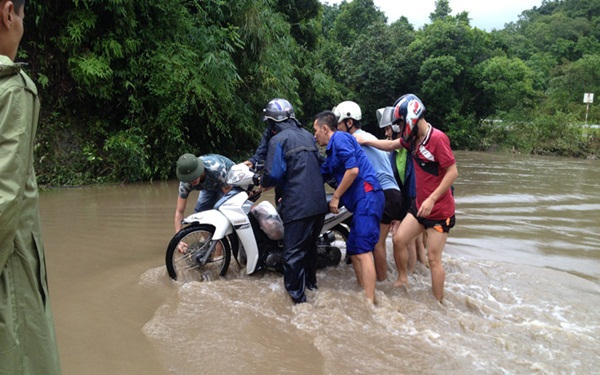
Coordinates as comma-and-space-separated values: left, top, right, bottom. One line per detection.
0, 56, 62, 374
261, 119, 328, 223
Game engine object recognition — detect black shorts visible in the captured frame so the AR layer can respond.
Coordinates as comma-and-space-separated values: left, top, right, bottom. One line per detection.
381, 189, 406, 224
409, 201, 456, 233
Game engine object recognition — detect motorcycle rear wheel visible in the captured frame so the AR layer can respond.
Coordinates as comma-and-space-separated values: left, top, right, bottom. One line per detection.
327, 224, 349, 265
165, 224, 231, 282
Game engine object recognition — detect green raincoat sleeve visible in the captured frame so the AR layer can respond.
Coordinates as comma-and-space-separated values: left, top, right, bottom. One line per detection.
0, 56, 62, 374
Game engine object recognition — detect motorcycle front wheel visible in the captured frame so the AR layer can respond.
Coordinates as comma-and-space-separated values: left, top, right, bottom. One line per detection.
165, 224, 231, 282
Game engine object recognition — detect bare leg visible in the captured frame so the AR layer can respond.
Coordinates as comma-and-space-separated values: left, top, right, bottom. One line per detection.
351, 252, 377, 304
351, 258, 362, 287
392, 215, 423, 288
425, 228, 448, 302
392, 238, 409, 287
390, 220, 400, 234
416, 232, 429, 268
373, 223, 390, 281
406, 236, 417, 274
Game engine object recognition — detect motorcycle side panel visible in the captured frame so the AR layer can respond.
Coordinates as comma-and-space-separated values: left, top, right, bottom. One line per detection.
321, 206, 352, 232
235, 226, 261, 275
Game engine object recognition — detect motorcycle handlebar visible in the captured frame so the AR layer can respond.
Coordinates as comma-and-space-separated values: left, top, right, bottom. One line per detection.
252, 173, 261, 186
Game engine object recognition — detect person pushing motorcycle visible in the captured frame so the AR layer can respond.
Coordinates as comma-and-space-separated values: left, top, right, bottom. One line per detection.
313, 110, 385, 304
173, 153, 234, 233
259, 98, 328, 304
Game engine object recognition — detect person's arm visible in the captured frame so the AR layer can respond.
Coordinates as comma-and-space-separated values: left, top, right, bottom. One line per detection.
417, 163, 458, 218
246, 127, 271, 166
354, 133, 401, 151
261, 138, 286, 188
329, 167, 358, 214
174, 196, 187, 233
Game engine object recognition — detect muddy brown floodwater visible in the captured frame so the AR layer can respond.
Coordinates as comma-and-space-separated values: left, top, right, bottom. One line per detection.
40, 151, 600, 374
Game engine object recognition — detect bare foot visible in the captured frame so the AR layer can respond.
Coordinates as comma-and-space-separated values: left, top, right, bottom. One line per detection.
393, 275, 409, 288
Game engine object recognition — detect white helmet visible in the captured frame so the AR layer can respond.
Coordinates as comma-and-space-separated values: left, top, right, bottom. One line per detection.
376, 106, 399, 133
333, 101, 362, 122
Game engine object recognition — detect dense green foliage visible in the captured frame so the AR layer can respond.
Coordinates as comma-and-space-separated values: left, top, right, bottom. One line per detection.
18, 0, 600, 185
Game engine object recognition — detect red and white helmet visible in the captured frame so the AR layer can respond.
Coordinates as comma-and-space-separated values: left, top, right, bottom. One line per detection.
392, 94, 425, 142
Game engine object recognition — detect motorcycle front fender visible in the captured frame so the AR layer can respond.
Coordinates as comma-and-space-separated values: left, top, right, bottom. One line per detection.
181, 210, 233, 240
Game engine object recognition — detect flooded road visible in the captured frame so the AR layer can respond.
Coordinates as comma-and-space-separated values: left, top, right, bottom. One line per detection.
40, 151, 600, 374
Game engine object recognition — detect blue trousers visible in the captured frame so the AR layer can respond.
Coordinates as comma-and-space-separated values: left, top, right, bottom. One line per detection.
194, 189, 223, 212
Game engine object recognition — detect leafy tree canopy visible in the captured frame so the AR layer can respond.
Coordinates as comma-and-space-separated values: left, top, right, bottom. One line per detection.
18, 0, 600, 185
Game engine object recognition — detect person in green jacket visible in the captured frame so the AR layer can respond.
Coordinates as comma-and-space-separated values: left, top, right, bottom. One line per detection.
0, 1, 62, 373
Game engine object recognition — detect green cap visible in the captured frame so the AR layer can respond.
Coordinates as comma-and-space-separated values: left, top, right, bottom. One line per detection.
176, 153, 204, 182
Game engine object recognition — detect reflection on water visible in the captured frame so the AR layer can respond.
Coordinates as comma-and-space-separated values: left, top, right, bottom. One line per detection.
449, 152, 600, 282
40, 151, 600, 374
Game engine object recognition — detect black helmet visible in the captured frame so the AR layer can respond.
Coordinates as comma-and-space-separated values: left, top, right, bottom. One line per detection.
261, 98, 295, 122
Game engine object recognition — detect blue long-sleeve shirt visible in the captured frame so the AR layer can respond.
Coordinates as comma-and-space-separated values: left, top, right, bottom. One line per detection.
320, 131, 382, 212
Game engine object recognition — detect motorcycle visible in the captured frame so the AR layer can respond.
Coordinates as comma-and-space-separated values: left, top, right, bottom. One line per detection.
165, 162, 352, 282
